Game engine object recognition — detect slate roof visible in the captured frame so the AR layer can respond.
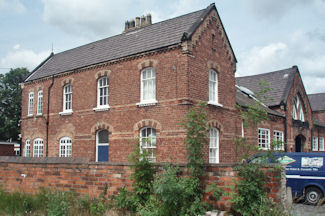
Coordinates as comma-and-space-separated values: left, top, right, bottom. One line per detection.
236, 87, 284, 117
308, 93, 325, 111
236, 66, 298, 107
25, 3, 235, 82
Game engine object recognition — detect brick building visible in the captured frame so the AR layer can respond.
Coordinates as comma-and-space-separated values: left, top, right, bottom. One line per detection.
237, 66, 325, 153
20, 4, 325, 163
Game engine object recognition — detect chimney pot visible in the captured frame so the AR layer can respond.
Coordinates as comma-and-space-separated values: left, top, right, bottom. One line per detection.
130, 19, 135, 28
141, 16, 146, 26
136, 17, 140, 27
146, 14, 152, 25
125, 21, 130, 30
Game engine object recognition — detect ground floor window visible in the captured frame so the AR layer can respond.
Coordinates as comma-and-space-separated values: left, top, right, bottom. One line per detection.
312, 136, 318, 151
319, 137, 324, 151
33, 138, 43, 157
209, 127, 219, 164
25, 140, 30, 157
273, 130, 284, 151
140, 127, 156, 162
258, 128, 270, 150
96, 130, 109, 162
59, 137, 72, 157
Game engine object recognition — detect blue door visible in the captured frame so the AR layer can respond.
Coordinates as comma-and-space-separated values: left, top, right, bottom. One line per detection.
98, 145, 109, 162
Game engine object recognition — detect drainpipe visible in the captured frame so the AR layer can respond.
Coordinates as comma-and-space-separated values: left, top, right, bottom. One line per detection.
283, 102, 288, 152
46, 75, 54, 157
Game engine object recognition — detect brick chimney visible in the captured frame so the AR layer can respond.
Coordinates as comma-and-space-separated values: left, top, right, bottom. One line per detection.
123, 14, 152, 33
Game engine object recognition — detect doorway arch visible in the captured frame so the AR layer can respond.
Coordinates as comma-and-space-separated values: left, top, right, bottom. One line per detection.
295, 135, 306, 152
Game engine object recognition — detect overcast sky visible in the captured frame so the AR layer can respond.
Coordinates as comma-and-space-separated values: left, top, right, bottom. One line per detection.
1, 0, 325, 94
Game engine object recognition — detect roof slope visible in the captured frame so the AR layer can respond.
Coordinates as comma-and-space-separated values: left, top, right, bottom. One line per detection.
25, 4, 217, 82
236, 66, 297, 107
308, 93, 325, 111
236, 88, 284, 117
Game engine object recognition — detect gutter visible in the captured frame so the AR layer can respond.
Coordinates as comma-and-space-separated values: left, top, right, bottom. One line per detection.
46, 75, 54, 157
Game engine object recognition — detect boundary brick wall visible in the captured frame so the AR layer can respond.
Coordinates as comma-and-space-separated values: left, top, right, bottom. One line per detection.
0, 157, 285, 211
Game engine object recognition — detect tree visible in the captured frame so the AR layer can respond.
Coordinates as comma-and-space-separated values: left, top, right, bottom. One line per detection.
0, 68, 29, 141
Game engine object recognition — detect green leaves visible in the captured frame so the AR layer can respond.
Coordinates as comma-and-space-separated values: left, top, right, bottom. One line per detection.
0, 68, 29, 141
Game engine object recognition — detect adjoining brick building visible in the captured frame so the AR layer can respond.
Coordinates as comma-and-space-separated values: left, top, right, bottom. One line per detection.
20, 4, 325, 164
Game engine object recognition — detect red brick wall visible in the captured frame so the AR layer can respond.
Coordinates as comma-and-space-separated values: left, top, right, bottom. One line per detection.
313, 111, 325, 124
0, 145, 14, 156
0, 157, 284, 211
285, 72, 314, 152
20, 9, 240, 164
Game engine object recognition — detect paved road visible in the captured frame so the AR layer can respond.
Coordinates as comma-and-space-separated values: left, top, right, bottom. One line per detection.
291, 204, 325, 216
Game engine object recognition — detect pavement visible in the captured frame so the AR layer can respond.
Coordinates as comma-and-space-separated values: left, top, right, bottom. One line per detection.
291, 203, 325, 216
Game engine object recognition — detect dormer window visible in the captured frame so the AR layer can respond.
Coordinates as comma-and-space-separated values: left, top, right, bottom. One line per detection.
292, 95, 304, 121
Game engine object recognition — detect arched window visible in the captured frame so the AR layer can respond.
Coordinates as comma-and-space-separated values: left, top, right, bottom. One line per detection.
292, 95, 304, 121
140, 127, 156, 162
25, 139, 30, 157
209, 127, 219, 163
141, 67, 156, 102
209, 69, 218, 104
63, 84, 72, 112
33, 138, 43, 157
96, 130, 109, 162
97, 77, 109, 107
59, 137, 72, 157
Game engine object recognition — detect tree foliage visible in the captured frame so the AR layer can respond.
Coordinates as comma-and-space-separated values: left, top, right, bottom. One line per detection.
0, 68, 29, 141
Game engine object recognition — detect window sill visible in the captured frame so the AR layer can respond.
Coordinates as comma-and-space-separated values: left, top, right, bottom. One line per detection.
27, 114, 33, 118
93, 106, 110, 112
36, 113, 43, 117
136, 100, 158, 107
59, 110, 73, 116
208, 101, 223, 107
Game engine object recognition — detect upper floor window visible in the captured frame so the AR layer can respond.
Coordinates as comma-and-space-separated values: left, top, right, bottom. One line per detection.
59, 137, 72, 157
37, 90, 43, 115
312, 136, 318, 151
63, 84, 72, 112
28, 92, 34, 116
33, 138, 44, 157
292, 95, 304, 121
258, 128, 270, 150
97, 77, 109, 107
209, 127, 219, 164
140, 67, 156, 103
25, 139, 30, 157
140, 127, 156, 162
273, 130, 284, 151
209, 69, 218, 104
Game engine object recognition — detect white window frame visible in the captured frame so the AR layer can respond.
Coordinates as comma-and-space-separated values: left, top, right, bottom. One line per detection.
273, 130, 284, 151
59, 137, 72, 157
138, 67, 157, 106
241, 121, 245, 138
60, 84, 73, 115
140, 127, 157, 162
319, 137, 324, 151
312, 136, 318, 151
208, 69, 218, 105
258, 128, 270, 150
292, 95, 304, 121
28, 92, 34, 116
25, 139, 30, 157
33, 138, 44, 157
96, 130, 109, 162
37, 90, 43, 115
209, 127, 219, 164
94, 77, 110, 111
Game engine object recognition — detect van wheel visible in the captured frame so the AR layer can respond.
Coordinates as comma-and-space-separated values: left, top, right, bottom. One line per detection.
305, 187, 323, 205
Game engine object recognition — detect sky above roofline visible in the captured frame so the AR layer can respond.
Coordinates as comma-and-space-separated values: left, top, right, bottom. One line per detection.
1, 0, 325, 94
